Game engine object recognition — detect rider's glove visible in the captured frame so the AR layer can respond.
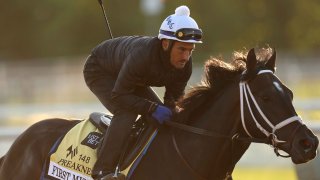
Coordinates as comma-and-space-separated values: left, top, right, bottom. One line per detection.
151, 104, 173, 124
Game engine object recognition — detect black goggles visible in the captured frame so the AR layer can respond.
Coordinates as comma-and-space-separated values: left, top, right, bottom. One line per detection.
160, 28, 203, 41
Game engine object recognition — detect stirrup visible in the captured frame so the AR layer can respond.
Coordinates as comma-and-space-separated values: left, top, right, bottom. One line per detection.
111, 166, 126, 180
94, 166, 126, 180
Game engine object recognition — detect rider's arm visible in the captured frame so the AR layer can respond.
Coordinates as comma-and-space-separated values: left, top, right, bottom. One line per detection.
111, 50, 154, 115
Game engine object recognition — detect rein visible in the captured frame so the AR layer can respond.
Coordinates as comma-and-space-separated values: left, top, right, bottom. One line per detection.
165, 121, 231, 138
165, 121, 271, 144
165, 69, 303, 179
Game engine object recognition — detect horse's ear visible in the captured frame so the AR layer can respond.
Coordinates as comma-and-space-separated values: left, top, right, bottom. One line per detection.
265, 49, 276, 72
246, 48, 257, 73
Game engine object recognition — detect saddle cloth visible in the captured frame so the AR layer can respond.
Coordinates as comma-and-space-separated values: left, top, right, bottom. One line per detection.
43, 119, 103, 180
41, 113, 157, 180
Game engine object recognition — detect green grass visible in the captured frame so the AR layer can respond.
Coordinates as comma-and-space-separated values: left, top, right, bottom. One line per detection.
291, 79, 320, 121
292, 80, 320, 99
233, 167, 297, 180
297, 110, 320, 122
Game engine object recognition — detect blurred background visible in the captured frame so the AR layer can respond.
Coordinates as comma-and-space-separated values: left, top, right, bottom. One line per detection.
0, 0, 320, 179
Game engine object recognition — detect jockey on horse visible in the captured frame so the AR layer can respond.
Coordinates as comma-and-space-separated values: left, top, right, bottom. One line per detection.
83, 5, 203, 180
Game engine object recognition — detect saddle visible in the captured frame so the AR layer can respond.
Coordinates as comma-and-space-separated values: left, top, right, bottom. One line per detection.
88, 112, 157, 171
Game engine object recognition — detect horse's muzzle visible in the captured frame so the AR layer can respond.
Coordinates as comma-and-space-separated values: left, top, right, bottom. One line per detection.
290, 127, 319, 164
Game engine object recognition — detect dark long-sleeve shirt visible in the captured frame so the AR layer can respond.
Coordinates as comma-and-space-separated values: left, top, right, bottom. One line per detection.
84, 36, 192, 115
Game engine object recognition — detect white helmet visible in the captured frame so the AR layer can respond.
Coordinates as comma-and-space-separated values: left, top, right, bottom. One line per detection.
158, 5, 203, 43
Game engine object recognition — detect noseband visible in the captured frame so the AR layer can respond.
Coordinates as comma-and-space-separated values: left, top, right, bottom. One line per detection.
240, 70, 303, 157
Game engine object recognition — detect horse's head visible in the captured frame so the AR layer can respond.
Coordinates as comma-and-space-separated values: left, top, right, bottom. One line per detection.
240, 48, 319, 164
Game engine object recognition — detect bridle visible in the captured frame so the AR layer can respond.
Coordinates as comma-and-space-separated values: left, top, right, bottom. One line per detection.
165, 69, 304, 179
240, 69, 304, 157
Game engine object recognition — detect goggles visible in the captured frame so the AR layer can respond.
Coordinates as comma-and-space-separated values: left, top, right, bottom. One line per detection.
160, 28, 203, 41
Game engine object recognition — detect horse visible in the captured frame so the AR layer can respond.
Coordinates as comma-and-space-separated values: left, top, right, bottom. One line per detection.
0, 48, 318, 180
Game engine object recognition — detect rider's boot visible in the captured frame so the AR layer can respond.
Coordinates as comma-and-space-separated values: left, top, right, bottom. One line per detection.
92, 110, 136, 180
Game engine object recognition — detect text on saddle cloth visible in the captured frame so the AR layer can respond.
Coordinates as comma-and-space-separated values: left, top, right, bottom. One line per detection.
44, 119, 103, 180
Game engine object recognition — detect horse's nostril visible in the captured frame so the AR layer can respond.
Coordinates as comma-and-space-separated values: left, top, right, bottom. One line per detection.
299, 139, 313, 153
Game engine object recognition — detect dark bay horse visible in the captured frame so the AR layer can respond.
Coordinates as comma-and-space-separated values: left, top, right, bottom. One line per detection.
0, 48, 318, 180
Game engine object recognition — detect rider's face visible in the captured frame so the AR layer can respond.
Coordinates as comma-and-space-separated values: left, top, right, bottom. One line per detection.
162, 40, 195, 69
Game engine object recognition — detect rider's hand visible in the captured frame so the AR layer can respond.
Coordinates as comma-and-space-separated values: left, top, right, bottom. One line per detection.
151, 105, 173, 124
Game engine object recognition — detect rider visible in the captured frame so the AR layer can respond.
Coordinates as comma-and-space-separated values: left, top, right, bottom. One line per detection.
83, 5, 203, 179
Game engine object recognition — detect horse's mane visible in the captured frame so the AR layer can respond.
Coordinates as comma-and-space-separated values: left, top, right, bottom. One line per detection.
176, 48, 273, 123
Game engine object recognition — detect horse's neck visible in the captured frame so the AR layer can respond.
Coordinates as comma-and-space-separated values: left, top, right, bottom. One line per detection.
194, 82, 241, 130
136, 82, 246, 179
173, 82, 243, 178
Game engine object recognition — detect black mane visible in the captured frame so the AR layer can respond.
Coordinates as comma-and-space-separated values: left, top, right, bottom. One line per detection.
176, 48, 274, 123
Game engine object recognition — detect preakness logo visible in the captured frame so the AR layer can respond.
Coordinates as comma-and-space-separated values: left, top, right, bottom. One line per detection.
66, 145, 78, 159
